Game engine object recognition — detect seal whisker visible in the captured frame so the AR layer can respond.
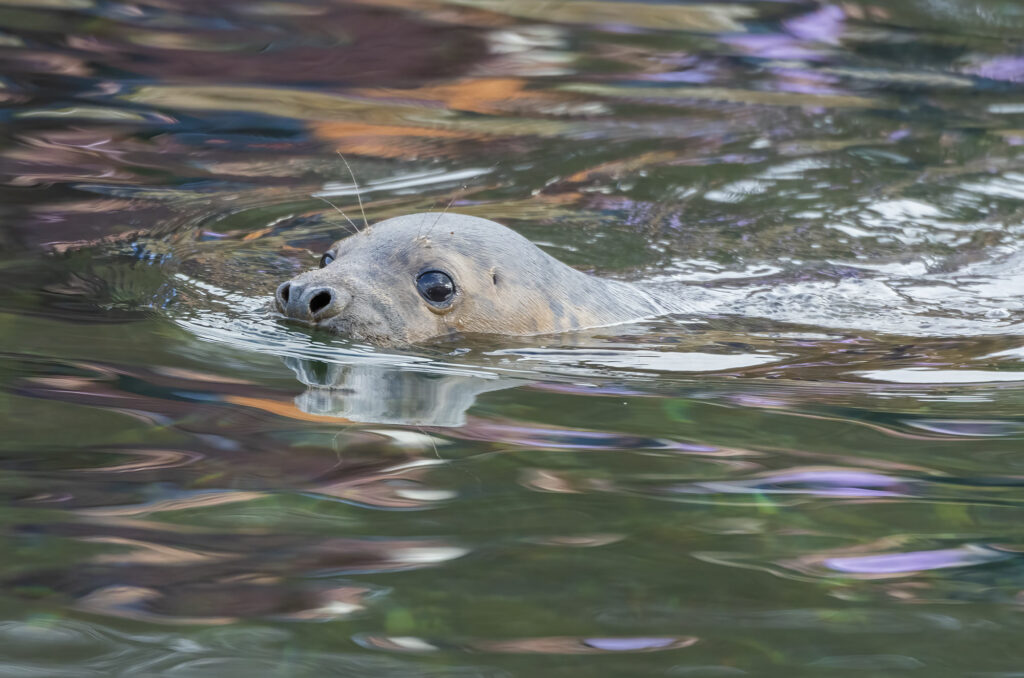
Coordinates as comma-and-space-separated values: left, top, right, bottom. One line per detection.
337, 152, 367, 231
314, 195, 359, 236
429, 191, 459, 236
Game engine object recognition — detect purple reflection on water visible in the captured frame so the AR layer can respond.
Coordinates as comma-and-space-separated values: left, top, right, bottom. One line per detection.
721, 34, 826, 61
643, 70, 717, 84
584, 637, 679, 651
964, 56, 1024, 83
464, 422, 715, 452
825, 546, 1012, 574
531, 382, 646, 397
784, 5, 846, 45
766, 469, 904, 488
768, 67, 845, 95
903, 419, 1024, 437
688, 469, 912, 497
728, 394, 790, 408
595, 23, 649, 35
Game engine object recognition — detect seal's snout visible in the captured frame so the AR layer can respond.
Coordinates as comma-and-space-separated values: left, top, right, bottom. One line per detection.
276, 280, 349, 323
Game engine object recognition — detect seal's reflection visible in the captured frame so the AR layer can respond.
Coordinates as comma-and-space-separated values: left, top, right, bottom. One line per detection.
285, 357, 521, 427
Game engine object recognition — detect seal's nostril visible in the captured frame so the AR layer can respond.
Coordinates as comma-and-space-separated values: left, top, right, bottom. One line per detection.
309, 290, 333, 315
278, 282, 291, 304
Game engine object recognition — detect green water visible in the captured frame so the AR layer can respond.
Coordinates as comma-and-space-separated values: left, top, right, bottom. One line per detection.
4, 0, 1024, 675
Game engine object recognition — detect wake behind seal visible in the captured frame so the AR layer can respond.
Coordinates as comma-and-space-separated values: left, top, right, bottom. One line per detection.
275, 212, 667, 345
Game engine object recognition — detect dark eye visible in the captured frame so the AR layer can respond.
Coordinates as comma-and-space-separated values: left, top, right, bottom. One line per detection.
416, 270, 455, 305
319, 251, 335, 268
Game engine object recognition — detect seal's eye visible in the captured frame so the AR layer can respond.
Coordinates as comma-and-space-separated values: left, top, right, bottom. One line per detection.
416, 270, 455, 306
319, 251, 335, 268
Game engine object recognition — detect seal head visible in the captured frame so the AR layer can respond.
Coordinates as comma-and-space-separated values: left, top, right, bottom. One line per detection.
275, 213, 662, 345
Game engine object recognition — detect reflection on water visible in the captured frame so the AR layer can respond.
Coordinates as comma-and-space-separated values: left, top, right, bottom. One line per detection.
285, 356, 522, 427
8, 0, 1024, 676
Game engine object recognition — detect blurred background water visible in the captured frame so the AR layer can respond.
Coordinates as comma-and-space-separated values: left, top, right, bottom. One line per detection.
5, 0, 1024, 675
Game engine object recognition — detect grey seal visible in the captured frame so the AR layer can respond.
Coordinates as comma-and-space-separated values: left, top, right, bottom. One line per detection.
275, 212, 666, 345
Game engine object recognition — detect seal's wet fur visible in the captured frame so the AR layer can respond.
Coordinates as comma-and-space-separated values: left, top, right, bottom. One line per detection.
276, 213, 663, 345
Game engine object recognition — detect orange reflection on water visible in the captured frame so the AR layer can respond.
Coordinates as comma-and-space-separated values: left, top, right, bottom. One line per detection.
224, 394, 354, 424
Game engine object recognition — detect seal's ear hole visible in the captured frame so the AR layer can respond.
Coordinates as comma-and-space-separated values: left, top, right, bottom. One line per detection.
492, 272, 499, 286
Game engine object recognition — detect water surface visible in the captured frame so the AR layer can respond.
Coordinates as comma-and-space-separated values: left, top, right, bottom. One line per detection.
4, 0, 1024, 675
